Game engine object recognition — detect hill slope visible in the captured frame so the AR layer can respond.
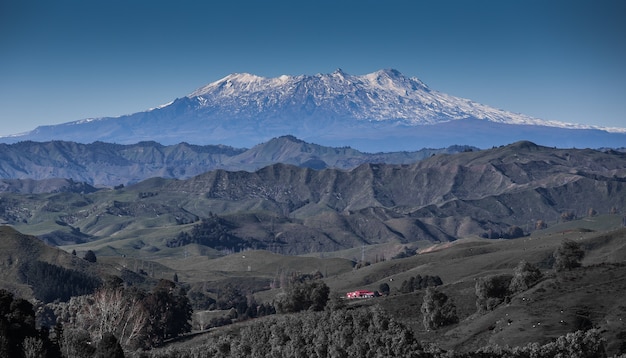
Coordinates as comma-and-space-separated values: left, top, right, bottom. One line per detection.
0, 226, 105, 299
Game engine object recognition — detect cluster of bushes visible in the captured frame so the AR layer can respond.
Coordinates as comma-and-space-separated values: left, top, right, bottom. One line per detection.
145, 305, 607, 358
0, 289, 60, 357
191, 278, 327, 331
474, 329, 606, 358
212, 285, 275, 322
274, 281, 330, 314
146, 306, 424, 358
398, 274, 443, 294
475, 260, 544, 312
474, 240, 583, 314
481, 225, 525, 239
166, 214, 263, 251
391, 246, 417, 259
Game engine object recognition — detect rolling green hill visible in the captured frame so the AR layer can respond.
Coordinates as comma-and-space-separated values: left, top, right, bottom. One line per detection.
142, 216, 626, 356
2, 213, 625, 354
1, 141, 624, 258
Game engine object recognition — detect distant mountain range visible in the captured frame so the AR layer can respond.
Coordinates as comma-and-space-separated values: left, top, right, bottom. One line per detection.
2, 141, 625, 254
2, 69, 624, 151
0, 136, 475, 187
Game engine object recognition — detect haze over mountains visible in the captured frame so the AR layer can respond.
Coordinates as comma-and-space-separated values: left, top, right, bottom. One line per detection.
2, 69, 624, 151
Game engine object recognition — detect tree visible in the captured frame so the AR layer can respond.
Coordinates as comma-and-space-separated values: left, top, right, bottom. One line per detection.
421, 288, 458, 330
83, 250, 97, 263
275, 281, 329, 313
75, 286, 148, 349
535, 219, 548, 230
379, 282, 390, 296
188, 290, 216, 310
94, 332, 125, 358
60, 328, 95, 358
22, 336, 45, 358
554, 239, 585, 272
399, 274, 443, 294
507, 225, 525, 239
560, 211, 576, 222
215, 284, 247, 311
0, 289, 51, 358
142, 280, 192, 347
399, 278, 413, 293
325, 291, 347, 311
475, 274, 513, 313
509, 260, 543, 293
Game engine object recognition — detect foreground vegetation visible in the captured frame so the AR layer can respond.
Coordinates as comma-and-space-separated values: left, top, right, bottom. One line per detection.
3, 227, 626, 357
2, 197, 626, 357
146, 307, 608, 358
1, 286, 612, 358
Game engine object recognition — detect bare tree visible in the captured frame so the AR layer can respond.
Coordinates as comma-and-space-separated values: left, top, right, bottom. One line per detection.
75, 287, 148, 349
21, 336, 45, 358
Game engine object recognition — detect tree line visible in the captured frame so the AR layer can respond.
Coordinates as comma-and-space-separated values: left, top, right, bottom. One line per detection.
18, 260, 101, 303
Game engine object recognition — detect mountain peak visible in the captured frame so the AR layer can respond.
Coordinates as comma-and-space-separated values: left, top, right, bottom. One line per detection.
332, 68, 347, 77
189, 72, 282, 97
375, 68, 402, 78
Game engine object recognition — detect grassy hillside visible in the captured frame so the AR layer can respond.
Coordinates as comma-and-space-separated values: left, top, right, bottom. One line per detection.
2, 213, 625, 354
120, 215, 626, 356
320, 217, 626, 355
0, 226, 114, 300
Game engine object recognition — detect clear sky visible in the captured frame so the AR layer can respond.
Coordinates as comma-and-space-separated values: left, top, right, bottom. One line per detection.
1, 0, 624, 136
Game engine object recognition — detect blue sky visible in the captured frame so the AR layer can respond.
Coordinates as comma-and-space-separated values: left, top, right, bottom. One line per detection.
1, 0, 624, 136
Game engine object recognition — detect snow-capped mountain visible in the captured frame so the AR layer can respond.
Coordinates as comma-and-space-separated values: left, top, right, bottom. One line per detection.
2, 69, 624, 151
188, 68, 543, 126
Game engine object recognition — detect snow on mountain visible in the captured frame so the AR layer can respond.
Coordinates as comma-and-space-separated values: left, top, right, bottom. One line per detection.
1, 69, 624, 151
185, 68, 584, 128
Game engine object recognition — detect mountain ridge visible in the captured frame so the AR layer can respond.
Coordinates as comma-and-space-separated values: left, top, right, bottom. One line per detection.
0, 136, 476, 187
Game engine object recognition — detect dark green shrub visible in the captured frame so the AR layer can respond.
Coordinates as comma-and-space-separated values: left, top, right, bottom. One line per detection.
509, 260, 543, 293
475, 274, 513, 312
554, 239, 585, 272
421, 288, 459, 330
